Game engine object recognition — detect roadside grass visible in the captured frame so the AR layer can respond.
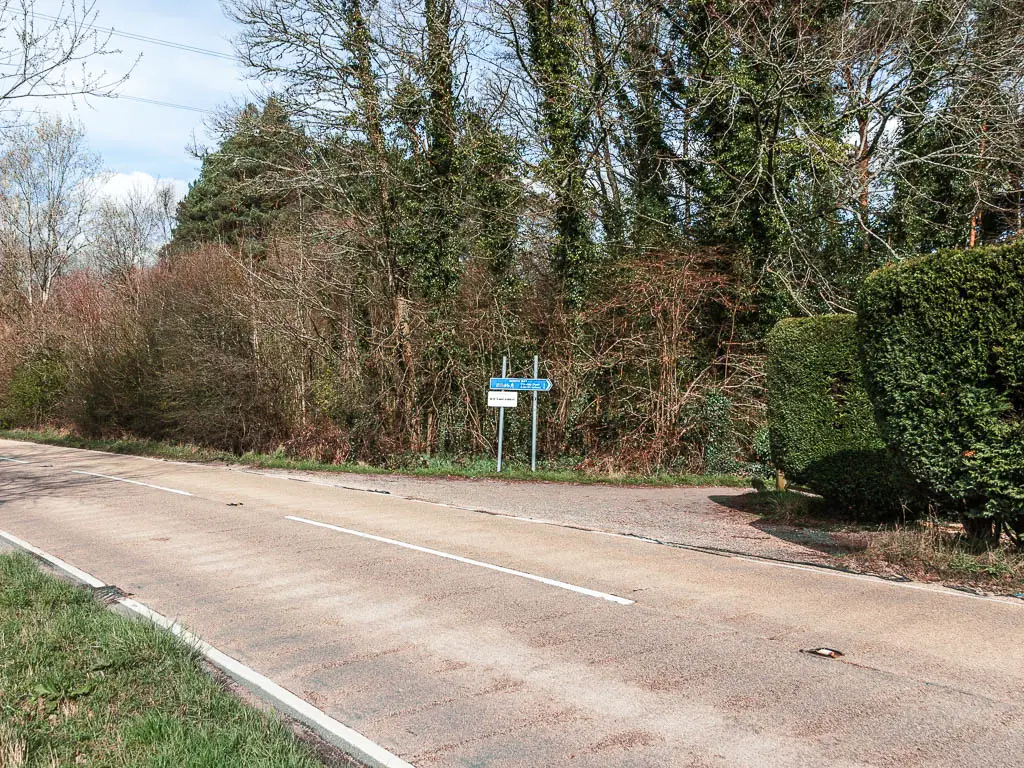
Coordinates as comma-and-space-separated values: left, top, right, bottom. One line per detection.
740, 491, 1024, 593
739, 489, 829, 526
0, 427, 750, 488
855, 525, 1024, 592
0, 552, 341, 768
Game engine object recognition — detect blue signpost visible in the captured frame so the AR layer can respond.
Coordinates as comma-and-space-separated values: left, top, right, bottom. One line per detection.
489, 378, 553, 392
489, 361, 553, 472
496, 358, 507, 472
530, 357, 540, 472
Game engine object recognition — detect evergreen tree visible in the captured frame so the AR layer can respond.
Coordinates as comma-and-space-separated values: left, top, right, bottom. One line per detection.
886, 0, 1024, 254
620, 3, 675, 253
421, 0, 461, 301
172, 98, 308, 253
683, 0, 848, 320
460, 110, 523, 294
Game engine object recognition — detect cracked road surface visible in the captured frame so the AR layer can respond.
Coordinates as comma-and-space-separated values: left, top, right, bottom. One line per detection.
2, 439, 1022, 767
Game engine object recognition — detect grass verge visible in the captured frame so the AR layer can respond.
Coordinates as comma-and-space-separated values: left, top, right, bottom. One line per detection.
853, 526, 1024, 593
0, 427, 750, 488
738, 491, 1024, 593
0, 551, 343, 767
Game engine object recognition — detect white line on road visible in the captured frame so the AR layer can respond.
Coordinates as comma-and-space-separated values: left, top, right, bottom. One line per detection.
10, 442, 1019, 607
286, 515, 635, 605
480, 514, 1024, 608
70, 470, 192, 496
0, 529, 416, 768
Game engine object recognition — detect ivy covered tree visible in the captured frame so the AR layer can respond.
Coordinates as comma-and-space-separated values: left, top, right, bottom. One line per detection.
682, 0, 849, 324
420, 0, 461, 301
521, 0, 598, 311
620, 2, 675, 254
459, 110, 523, 295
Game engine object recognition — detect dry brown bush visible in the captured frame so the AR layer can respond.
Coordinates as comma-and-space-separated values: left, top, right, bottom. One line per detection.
0, 242, 763, 472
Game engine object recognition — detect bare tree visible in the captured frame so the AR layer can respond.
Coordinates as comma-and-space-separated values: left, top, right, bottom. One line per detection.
0, 0, 128, 125
89, 179, 178, 281
225, 0, 398, 281
655, 0, 1024, 314
0, 115, 100, 306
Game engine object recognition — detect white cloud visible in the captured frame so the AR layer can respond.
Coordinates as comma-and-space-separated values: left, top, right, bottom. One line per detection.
97, 171, 188, 204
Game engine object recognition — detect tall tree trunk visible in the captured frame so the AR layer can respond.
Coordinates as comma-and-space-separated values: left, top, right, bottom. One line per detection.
423, 0, 460, 300
522, 0, 595, 311
350, 0, 396, 292
858, 110, 871, 258
969, 125, 987, 248
626, 4, 673, 253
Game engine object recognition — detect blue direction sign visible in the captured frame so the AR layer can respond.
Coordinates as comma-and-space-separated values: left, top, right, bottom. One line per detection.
490, 377, 553, 392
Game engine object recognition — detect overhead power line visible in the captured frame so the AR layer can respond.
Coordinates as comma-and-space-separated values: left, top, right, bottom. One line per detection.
23, 11, 237, 61
104, 94, 216, 115
1, 11, 231, 115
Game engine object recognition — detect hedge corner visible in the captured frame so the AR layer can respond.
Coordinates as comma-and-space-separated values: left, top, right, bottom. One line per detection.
858, 240, 1024, 534
766, 314, 916, 520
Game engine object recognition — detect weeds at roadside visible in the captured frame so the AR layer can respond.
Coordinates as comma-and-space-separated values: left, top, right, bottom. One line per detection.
0, 427, 750, 488
735, 489, 840, 527
739, 490, 1023, 592
856, 524, 1024, 590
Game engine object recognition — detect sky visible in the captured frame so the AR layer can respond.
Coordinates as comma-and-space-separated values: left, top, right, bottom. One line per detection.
16, 0, 252, 200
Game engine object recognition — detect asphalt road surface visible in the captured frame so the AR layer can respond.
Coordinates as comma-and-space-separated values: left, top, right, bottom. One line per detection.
2, 438, 1022, 767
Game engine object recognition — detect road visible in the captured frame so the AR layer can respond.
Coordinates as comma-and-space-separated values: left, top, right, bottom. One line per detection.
244, 469, 843, 566
1, 438, 1022, 767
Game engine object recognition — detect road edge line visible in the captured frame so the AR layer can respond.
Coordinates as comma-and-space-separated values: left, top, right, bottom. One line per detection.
0, 529, 416, 768
0, 529, 106, 588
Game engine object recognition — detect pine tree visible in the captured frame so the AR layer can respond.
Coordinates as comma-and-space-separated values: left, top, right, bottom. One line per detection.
172, 99, 307, 253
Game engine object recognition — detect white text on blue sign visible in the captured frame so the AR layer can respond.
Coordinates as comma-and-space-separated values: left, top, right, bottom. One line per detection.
489, 378, 553, 392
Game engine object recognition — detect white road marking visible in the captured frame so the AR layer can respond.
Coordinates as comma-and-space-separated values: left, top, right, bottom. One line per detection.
242, 471, 1024, 608
6, 441, 1021, 607
70, 470, 192, 496
286, 515, 635, 605
121, 600, 416, 768
0, 530, 415, 768
488, 515, 1024, 608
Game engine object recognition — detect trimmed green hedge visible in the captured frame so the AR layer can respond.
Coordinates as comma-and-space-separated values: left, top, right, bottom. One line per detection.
766, 315, 915, 519
859, 240, 1023, 535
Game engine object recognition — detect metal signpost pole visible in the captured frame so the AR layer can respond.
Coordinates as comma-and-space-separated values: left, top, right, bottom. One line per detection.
489, 370, 549, 473
497, 356, 507, 472
531, 355, 539, 472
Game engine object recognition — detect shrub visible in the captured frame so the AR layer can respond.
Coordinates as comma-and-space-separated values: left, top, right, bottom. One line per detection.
859, 240, 1023, 538
72, 324, 165, 439
697, 389, 739, 473
1, 350, 68, 427
766, 315, 916, 520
